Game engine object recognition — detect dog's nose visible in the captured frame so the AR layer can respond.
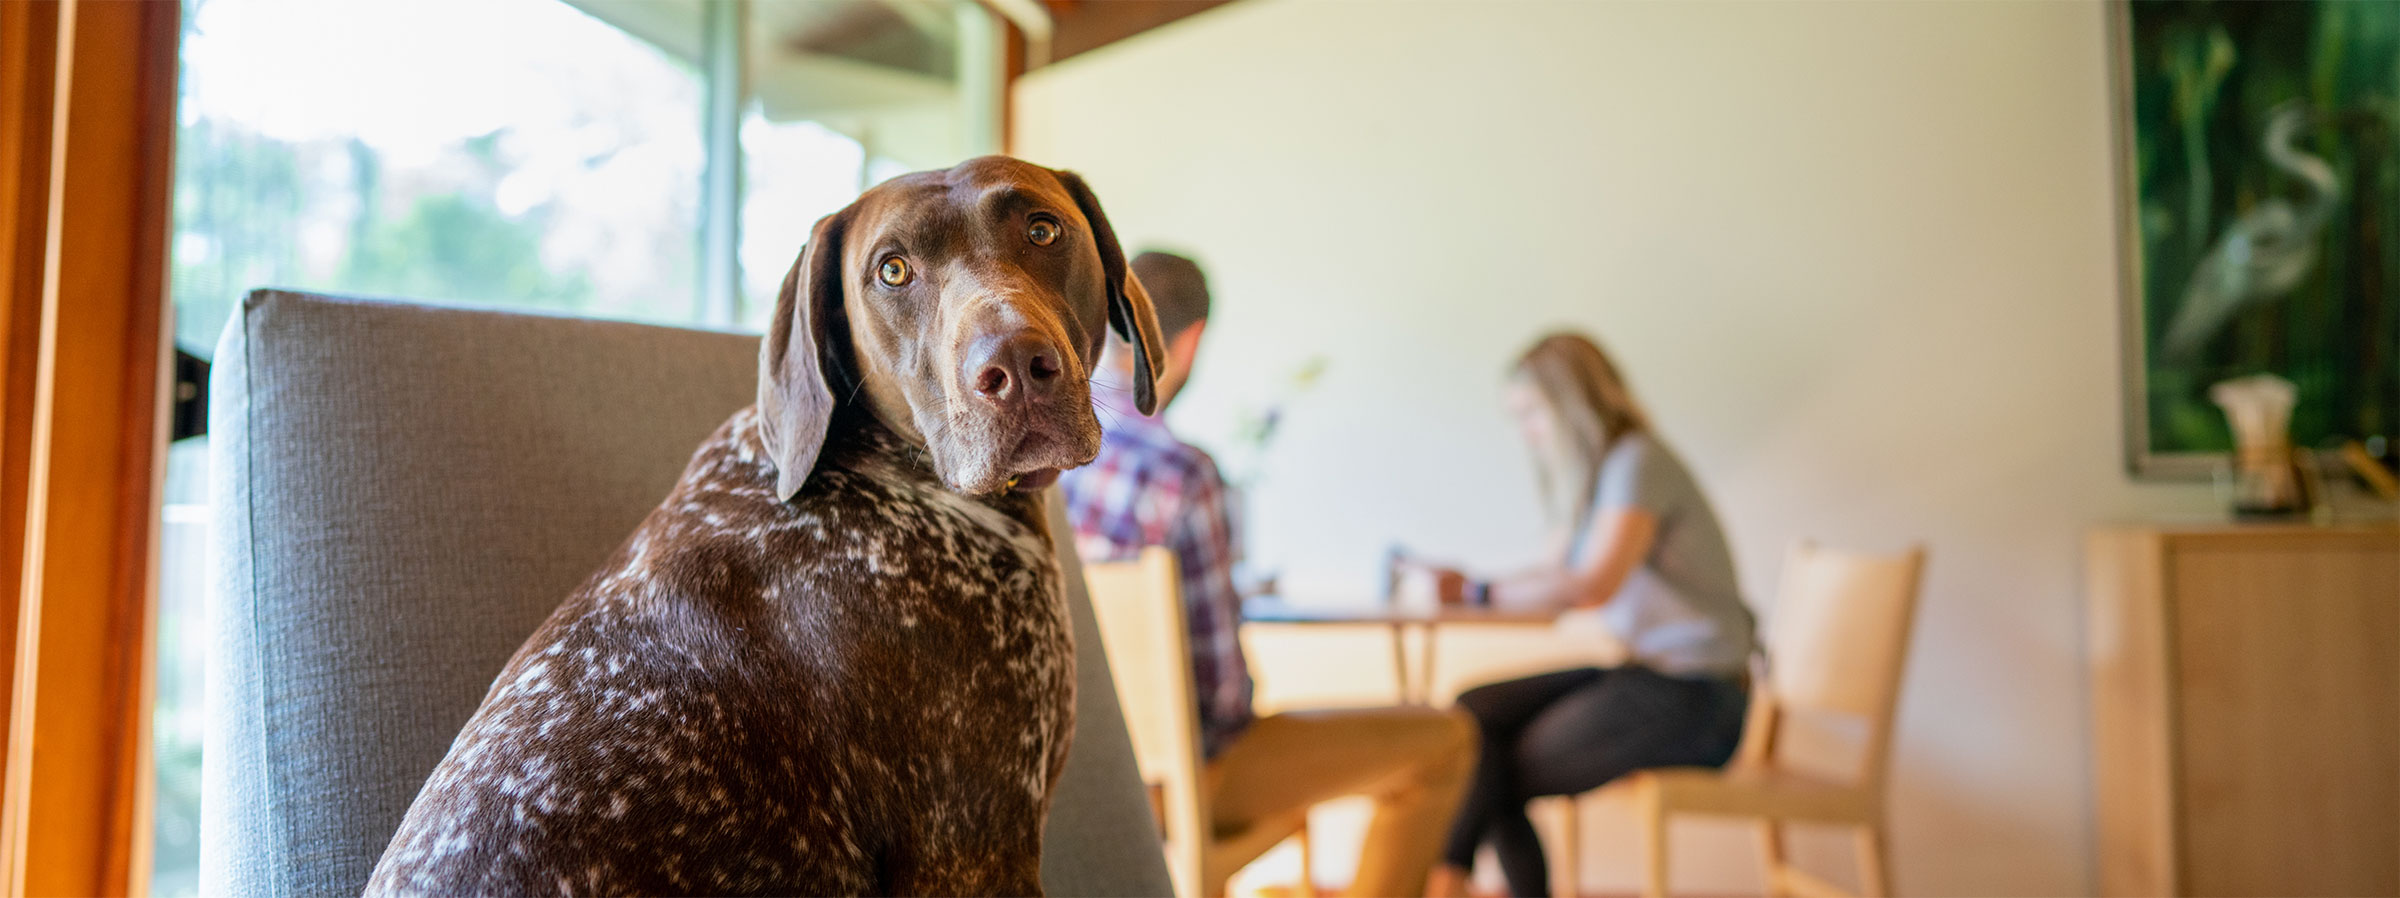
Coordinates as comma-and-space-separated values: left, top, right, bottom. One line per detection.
966, 331, 1065, 405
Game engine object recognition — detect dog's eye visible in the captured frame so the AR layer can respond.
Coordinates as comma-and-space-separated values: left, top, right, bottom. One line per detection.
1027, 217, 1060, 247
878, 256, 910, 287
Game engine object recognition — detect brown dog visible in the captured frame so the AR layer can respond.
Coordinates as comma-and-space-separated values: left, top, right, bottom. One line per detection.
365, 156, 1164, 896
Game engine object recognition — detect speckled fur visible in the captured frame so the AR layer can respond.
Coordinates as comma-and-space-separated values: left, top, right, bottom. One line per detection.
365, 156, 1160, 897
363, 404, 1073, 896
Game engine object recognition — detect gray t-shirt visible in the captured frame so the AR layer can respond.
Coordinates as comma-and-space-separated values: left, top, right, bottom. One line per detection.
1570, 433, 1755, 676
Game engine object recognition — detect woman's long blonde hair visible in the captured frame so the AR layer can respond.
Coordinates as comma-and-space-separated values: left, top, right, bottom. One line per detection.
1510, 332, 1651, 530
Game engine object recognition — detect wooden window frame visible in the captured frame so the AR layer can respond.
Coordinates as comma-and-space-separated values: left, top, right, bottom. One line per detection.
0, 1, 1089, 891
0, 1, 181, 895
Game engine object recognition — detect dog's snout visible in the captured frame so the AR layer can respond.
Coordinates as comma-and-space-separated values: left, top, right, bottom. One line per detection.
965, 331, 1066, 405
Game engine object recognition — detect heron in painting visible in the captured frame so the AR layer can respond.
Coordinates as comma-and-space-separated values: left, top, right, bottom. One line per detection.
2160, 101, 2342, 361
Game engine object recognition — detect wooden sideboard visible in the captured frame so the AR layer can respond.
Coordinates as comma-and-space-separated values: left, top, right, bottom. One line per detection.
2088, 522, 2400, 897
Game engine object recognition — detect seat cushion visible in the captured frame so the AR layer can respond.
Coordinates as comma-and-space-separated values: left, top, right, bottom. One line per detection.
201, 290, 1167, 897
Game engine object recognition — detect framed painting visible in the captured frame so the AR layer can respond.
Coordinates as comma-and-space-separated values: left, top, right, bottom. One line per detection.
2113, 0, 2398, 477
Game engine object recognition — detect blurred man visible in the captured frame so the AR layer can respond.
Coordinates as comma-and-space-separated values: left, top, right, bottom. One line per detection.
1060, 251, 1475, 898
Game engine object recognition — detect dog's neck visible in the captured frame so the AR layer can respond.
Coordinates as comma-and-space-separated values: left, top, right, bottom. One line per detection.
820, 403, 933, 481
804, 403, 1051, 539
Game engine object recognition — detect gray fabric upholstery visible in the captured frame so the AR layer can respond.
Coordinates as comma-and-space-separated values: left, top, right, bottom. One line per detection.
201, 290, 1169, 897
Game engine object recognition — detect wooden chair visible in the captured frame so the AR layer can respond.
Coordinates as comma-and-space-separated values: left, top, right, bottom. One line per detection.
1084, 547, 1314, 898
1550, 541, 1926, 898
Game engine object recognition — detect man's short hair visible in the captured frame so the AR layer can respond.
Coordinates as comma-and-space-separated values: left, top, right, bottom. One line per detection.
1131, 251, 1210, 337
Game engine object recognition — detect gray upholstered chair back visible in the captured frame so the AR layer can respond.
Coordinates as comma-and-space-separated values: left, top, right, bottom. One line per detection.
201, 290, 1168, 897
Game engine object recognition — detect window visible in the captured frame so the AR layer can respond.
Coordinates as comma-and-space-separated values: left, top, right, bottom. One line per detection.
735, 0, 1004, 327
155, 1, 1001, 893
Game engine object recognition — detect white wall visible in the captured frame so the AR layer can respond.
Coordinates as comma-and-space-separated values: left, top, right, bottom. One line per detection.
1016, 2, 2219, 895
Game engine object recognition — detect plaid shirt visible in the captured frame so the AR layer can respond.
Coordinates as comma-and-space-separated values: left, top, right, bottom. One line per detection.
1059, 387, 1256, 758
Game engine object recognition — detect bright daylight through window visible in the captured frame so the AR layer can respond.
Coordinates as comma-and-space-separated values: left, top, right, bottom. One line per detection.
158, 0, 996, 892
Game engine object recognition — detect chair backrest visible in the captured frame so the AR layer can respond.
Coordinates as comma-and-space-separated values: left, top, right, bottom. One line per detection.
1083, 547, 1207, 898
202, 290, 1170, 898
1753, 540, 1926, 785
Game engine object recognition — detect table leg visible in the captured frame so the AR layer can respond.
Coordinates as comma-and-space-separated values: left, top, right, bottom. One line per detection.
1389, 621, 1417, 705
1411, 619, 1430, 705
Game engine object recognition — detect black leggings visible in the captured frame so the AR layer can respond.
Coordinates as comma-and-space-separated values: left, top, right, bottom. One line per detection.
1441, 666, 1749, 897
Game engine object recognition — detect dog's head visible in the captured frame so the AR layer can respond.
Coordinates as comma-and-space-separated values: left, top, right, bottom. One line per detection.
757, 156, 1165, 500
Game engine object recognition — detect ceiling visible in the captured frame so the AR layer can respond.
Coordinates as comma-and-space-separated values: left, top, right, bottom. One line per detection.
561, 0, 1234, 159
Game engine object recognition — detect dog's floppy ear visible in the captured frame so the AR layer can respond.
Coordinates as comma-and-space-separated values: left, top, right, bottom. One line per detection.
758, 208, 852, 502
1054, 169, 1165, 416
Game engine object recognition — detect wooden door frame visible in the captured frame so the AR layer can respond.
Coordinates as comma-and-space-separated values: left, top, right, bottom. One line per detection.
0, 0, 181, 895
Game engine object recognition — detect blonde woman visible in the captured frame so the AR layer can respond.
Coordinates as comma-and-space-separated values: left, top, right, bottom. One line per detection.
1416, 333, 1756, 898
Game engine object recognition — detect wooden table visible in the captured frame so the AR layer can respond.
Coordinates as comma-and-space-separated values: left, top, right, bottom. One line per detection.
1241, 598, 1557, 705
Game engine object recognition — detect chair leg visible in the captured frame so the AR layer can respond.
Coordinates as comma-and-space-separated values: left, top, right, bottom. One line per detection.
1180, 847, 1209, 898
1639, 792, 1668, 898
1200, 849, 1235, 898
1853, 825, 1890, 898
1296, 821, 1317, 898
1552, 797, 1580, 898
1755, 819, 1785, 897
